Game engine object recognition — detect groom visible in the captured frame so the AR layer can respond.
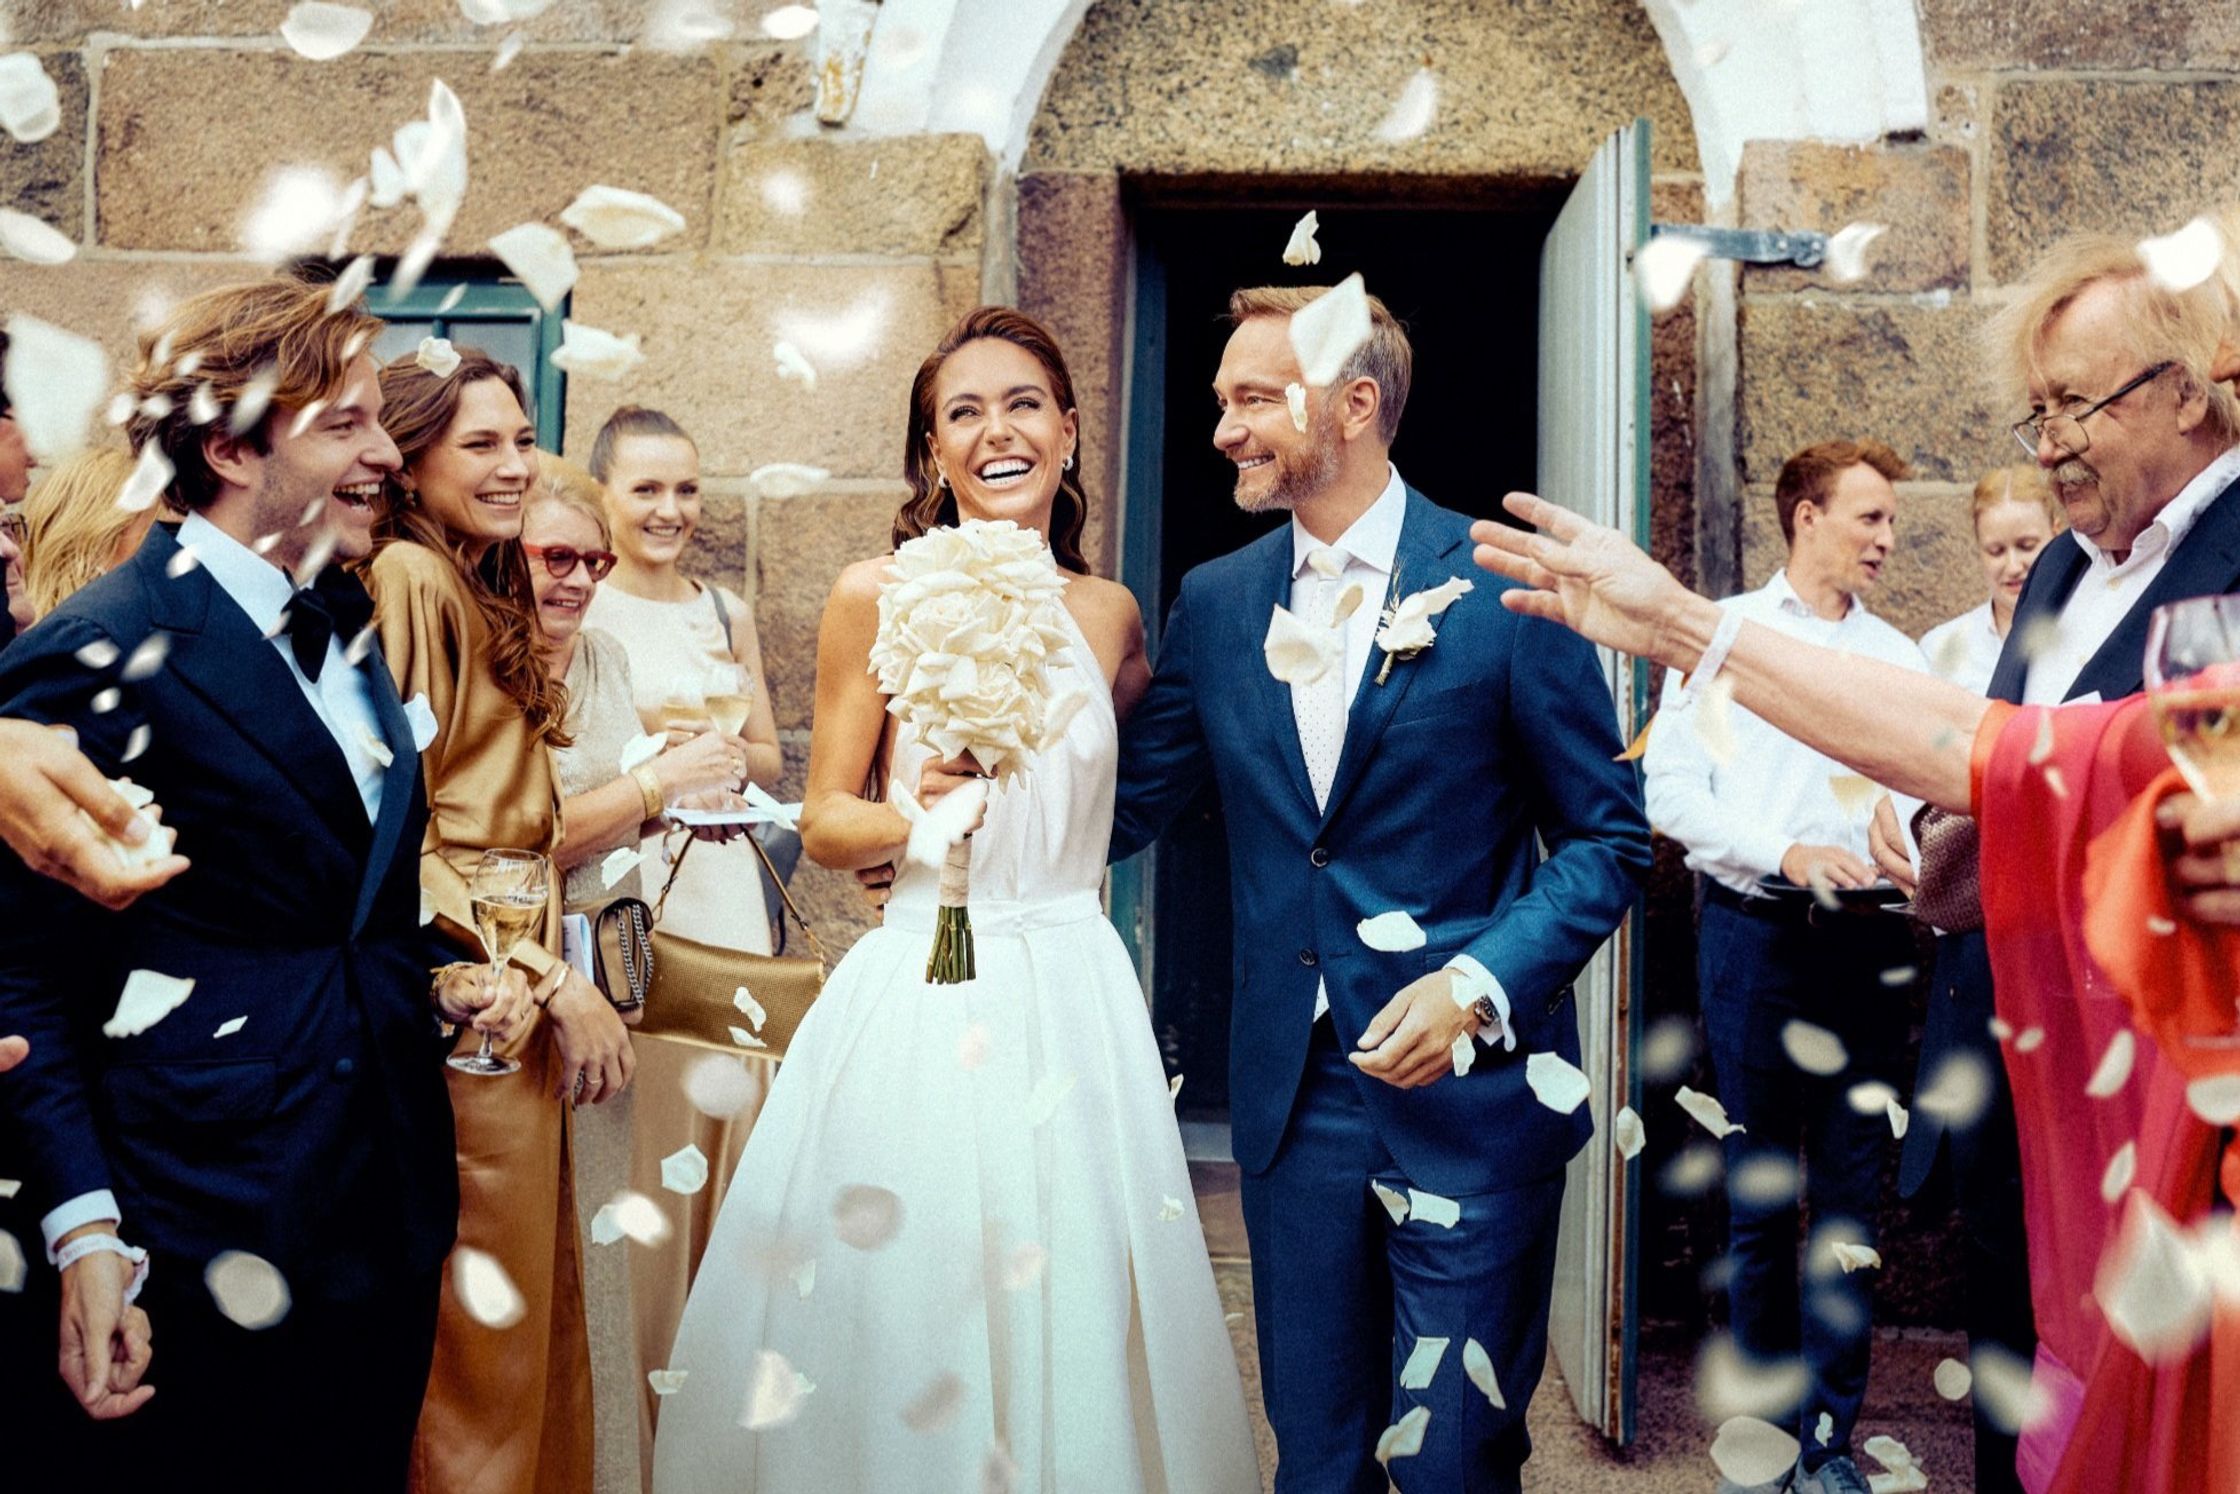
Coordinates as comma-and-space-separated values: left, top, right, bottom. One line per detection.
1110, 285, 1650, 1491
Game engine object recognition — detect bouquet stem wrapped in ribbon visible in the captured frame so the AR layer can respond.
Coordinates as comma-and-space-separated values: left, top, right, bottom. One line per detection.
869, 519, 1083, 985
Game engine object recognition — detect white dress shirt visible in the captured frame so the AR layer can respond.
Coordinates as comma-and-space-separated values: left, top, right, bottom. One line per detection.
1920, 601, 2003, 696
43, 513, 390, 1258
2022, 443, 2240, 706
1644, 569, 1931, 897
1287, 466, 1512, 1047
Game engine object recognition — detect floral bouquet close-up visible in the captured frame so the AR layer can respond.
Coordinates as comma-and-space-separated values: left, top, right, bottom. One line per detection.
868, 518, 1082, 983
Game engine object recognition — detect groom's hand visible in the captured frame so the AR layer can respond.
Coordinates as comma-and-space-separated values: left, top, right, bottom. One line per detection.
57, 1231, 154, 1421
1351, 971, 1479, 1090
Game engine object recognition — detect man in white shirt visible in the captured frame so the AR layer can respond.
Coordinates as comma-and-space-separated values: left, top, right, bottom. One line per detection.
1645, 439, 1927, 1494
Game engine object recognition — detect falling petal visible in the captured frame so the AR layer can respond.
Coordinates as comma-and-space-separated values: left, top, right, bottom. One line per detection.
773, 339, 818, 389
1815, 1412, 1834, 1446
742, 1348, 814, 1429
1846, 1080, 1897, 1115
2137, 216, 2224, 293
1601, 1106, 1643, 1163
114, 444, 176, 518
122, 724, 153, 763
1356, 909, 1427, 952
103, 969, 195, 1038
2028, 709, 2056, 765
1373, 68, 1438, 143
1264, 602, 1343, 685
455, 1246, 524, 1328
773, 290, 890, 372
1780, 1020, 1848, 1077
1449, 1034, 1475, 1078
1933, 1357, 1973, 1400
1370, 1179, 1411, 1225
2043, 765, 2069, 799
1829, 1241, 1883, 1273
489, 223, 579, 312
748, 462, 829, 499
1282, 210, 1322, 266
6, 314, 108, 463
1286, 381, 1308, 432
550, 320, 646, 380
416, 336, 462, 377
1157, 1195, 1184, 1221
0, 53, 60, 142
1879, 964, 1917, 987
761, 3, 820, 40
760, 167, 811, 215
1972, 1342, 2051, 1433
1676, 1085, 1746, 1138
2085, 1029, 2136, 1098
1885, 1099, 1910, 1139
2097, 1194, 2214, 1362
902, 1372, 965, 1433
1710, 1417, 1801, 1488
648, 1368, 688, 1395
281, 2, 374, 60
187, 382, 220, 426
560, 184, 687, 250
1168, 1073, 1184, 1103
1398, 1334, 1449, 1390
1634, 234, 1709, 314
1306, 547, 1345, 580
1663, 1141, 1723, 1196
1640, 1015, 1696, 1083
1289, 272, 1373, 386
232, 364, 282, 436
1731, 1154, 1798, 1209
727, 1024, 766, 1049
1916, 1050, 1992, 1128
2147, 915, 2179, 936
1406, 1188, 1460, 1228
1824, 222, 1886, 285
733, 985, 768, 1031
2101, 1139, 2137, 1203
598, 847, 642, 889
1374, 1404, 1431, 1464
661, 1143, 711, 1196
0, 208, 75, 265
833, 1183, 903, 1250
605, 1189, 670, 1246
618, 732, 665, 773
0, 1230, 22, 1292
1462, 1336, 1506, 1408
1331, 582, 1365, 626
1525, 1051, 1591, 1114
459, 0, 554, 22
240, 164, 355, 264
206, 1250, 291, 1329
2185, 1074, 2240, 1125
645, 0, 736, 50
2015, 1026, 2045, 1053
1695, 1333, 1812, 1421
1024, 1070, 1075, 1129
491, 31, 527, 70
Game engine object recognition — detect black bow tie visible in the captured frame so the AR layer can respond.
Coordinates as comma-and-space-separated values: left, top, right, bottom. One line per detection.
282, 569, 375, 683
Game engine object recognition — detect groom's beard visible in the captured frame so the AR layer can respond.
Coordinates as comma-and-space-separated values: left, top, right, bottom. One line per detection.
1233, 421, 1341, 514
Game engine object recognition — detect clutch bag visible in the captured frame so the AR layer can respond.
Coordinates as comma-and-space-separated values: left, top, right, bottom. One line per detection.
633, 827, 827, 1063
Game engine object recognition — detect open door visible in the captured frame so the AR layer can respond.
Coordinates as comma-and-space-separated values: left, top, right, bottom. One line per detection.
1538, 118, 1652, 1444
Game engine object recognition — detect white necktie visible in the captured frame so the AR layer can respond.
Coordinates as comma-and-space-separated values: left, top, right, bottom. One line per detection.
1293, 547, 1349, 810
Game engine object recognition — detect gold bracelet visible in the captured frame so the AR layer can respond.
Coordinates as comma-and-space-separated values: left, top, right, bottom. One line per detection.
630, 763, 665, 820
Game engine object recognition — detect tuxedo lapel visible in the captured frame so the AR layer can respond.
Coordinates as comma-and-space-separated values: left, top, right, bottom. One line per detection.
352, 652, 420, 933
1988, 539, 2086, 704
2067, 478, 2240, 703
1246, 532, 1322, 816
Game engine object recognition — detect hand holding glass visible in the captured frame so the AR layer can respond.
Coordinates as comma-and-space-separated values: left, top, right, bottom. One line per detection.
452, 848, 549, 1076
2146, 595, 2240, 800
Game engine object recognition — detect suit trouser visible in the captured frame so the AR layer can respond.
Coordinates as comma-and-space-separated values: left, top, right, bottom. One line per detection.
1698, 890, 1912, 1469
1239, 1021, 1565, 1494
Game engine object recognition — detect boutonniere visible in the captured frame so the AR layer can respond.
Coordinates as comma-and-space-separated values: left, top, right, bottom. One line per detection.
1374, 575, 1474, 684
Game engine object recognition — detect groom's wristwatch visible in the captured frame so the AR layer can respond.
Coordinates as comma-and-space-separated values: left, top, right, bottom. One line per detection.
1469, 992, 1500, 1036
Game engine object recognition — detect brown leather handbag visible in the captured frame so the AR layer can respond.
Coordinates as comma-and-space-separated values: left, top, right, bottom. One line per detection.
632, 828, 828, 1062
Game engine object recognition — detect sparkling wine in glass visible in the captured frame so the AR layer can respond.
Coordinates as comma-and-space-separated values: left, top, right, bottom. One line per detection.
450, 848, 549, 1076
704, 663, 755, 737
659, 674, 710, 741
2145, 595, 2240, 799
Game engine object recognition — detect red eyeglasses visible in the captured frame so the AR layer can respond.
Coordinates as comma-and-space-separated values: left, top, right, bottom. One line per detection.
524, 543, 618, 581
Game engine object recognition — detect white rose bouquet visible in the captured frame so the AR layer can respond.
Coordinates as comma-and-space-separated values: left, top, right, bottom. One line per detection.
868, 519, 1079, 983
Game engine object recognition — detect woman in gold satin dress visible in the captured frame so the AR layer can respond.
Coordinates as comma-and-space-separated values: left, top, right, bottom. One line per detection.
365, 347, 635, 1494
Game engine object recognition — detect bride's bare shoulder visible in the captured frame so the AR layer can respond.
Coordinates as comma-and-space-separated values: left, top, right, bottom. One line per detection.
826, 555, 896, 609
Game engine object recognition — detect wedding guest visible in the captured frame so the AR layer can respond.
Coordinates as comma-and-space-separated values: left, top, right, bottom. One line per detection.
367, 347, 631, 1494
19, 448, 152, 621
1918, 466, 2060, 694
0, 331, 34, 651
526, 457, 746, 1491
0, 505, 29, 647
1475, 489, 2240, 1494
1643, 439, 1927, 1494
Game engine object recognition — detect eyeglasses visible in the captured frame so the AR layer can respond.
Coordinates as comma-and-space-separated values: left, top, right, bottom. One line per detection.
523, 543, 616, 581
2010, 361, 2176, 458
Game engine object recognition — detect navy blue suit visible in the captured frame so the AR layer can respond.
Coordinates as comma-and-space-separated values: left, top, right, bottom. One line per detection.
0, 524, 456, 1486
1113, 489, 1649, 1491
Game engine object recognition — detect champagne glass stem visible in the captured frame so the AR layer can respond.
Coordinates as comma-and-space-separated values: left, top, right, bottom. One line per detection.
473, 956, 503, 1066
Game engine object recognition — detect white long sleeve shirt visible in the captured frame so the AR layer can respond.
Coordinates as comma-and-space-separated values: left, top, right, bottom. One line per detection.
1643, 569, 1930, 897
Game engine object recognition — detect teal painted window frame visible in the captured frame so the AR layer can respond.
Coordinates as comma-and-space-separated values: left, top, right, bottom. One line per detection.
371, 279, 567, 451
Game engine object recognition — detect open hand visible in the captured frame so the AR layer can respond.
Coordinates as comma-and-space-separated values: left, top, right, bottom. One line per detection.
1350, 970, 1480, 1090
545, 966, 634, 1104
1782, 842, 1877, 892
2158, 791, 2240, 926
1867, 795, 1918, 896
0, 721, 190, 909
58, 1241, 154, 1421
1470, 494, 1696, 662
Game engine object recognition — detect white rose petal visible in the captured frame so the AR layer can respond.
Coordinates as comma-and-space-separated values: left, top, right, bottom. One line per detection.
0, 53, 60, 143
683, 1053, 759, 1117
1972, 1343, 2051, 1434
1355, 909, 1426, 952
773, 340, 818, 389
1374, 1405, 1431, 1464
2148, 915, 2179, 936
1158, 1196, 1184, 1222
2100, 1140, 2137, 1204
1525, 1051, 1591, 1115
1846, 1080, 1897, 1115
773, 291, 888, 371
282, 3, 375, 60
213, 1016, 247, 1038
455, 1246, 525, 1328
645, 0, 736, 50
1613, 1105, 1646, 1160
1289, 272, 1373, 387
1373, 68, 1438, 143
2099, 1194, 2215, 1362
0, 209, 75, 265
742, 1348, 814, 1429
660, 1143, 711, 1196
599, 847, 642, 889
240, 165, 355, 265
747, 462, 829, 499
1885, 1098, 1910, 1139
1633, 233, 1708, 314
1933, 1357, 1973, 1400
560, 184, 687, 250
416, 336, 463, 377
1406, 1189, 1460, 1228
833, 1183, 904, 1251
1450, 1034, 1475, 1078
1695, 1333, 1812, 1422
1829, 1241, 1883, 1273
491, 31, 527, 70
103, 969, 196, 1038
1282, 210, 1322, 266
605, 1189, 670, 1246
1286, 381, 1308, 432
1462, 1336, 1506, 1408
1676, 1085, 1746, 1138
761, 3, 820, 40
459, 0, 553, 22
1264, 602, 1342, 685
2085, 1029, 2136, 1098
2185, 1074, 2240, 1126
733, 985, 768, 1030
1824, 222, 1886, 285
115, 442, 175, 515
1370, 1179, 1411, 1225
727, 1024, 767, 1049
6, 314, 108, 463
2015, 1026, 2046, 1053
1398, 1334, 1449, 1390
488, 222, 579, 312
1815, 1412, 1834, 1446
550, 320, 645, 381
0, 1230, 22, 1292
648, 1368, 688, 1395
356, 724, 394, 769
1710, 1416, 1801, 1488
206, 1250, 291, 1329
2138, 216, 2224, 293
1332, 582, 1366, 627
1917, 1050, 1992, 1128
1780, 1019, 1849, 1077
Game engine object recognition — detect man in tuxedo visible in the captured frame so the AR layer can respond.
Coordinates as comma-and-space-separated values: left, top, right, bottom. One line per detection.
1871, 234, 2240, 1494
1110, 285, 1650, 1492
0, 278, 531, 1485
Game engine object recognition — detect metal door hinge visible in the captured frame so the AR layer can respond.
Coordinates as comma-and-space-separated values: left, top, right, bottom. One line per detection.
1647, 223, 1828, 268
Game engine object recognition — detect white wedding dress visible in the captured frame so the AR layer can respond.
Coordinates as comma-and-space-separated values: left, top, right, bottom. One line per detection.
650, 608, 1261, 1494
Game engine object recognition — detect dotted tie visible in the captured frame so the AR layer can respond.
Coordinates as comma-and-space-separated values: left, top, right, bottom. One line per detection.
1293, 547, 1350, 810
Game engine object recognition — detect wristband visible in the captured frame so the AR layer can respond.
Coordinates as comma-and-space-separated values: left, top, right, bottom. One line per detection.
630, 763, 665, 821
1675, 607, 1745, 708
54, 1234, 149, 1304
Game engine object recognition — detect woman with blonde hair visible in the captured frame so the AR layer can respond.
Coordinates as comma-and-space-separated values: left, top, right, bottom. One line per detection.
1919, 465, 2063, 694
365, 350, 632, 1494
19, 448, 157, 620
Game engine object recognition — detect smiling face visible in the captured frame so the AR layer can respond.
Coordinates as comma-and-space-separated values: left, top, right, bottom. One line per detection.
522, 497, 605, 651
925, 337, 1077, 530
602, 433, 701, 572
400, 375, 536, 556
1793, 461, 1899, 598
237, 351, 400, 571
1975, 497, 2054, 611
1211, 314, 1339, 514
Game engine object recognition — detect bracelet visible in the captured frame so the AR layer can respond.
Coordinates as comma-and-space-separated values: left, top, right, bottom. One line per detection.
1674, 607, 1745, 708
630, 763, 666, 821
54, 1234, 150, 1303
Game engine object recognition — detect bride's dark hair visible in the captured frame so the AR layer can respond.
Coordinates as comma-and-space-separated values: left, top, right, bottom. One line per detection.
894, 306, 1090, 573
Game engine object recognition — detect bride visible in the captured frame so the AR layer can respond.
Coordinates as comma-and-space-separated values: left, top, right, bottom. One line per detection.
650, 307, 1262, 1492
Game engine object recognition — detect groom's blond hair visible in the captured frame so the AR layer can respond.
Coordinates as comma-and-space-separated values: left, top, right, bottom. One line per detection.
1228, 284, 1413, 445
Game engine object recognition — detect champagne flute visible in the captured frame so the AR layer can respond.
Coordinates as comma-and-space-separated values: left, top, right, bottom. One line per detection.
2145, 595, 2240, 800
704, 662, 755, 738
450, 848, 549, 1076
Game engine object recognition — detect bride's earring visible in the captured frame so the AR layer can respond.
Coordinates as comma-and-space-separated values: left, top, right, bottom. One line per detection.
1062, 453, 1074, 472
936, 470, 949, 491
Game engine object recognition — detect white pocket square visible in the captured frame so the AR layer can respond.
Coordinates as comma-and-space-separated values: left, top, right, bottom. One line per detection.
402, 694, 439, 753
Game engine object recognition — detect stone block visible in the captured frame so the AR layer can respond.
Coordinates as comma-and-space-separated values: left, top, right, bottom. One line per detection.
724, 42, 817, 133
562, 259, 981, 483
0, 259, 266, 393
1026, 0, 1695, 178
1987, 78, 2240, 286
0, 53, 86, 244
717, 134, 986, 258
675, 487, 747, 603
1931, 81, 1982, 145
1736, 142, 1969, 294
1918, 0, 2240, 72
12, 1, 653, 44
1739, 482, 1988, 643
95, 50, 719, 254
1017, 171, 1127, 577
752, 486, 908, 735
1736, 299, 2007, 487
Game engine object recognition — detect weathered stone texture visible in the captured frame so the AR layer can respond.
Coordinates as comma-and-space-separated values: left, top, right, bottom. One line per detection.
753, 486, 908, 735
0, 259, 263, 390
562, 260, 982, 483
723, 41, 818, 133
1739, 482, 1988, 642
1026, 0, 1695, 178
1737, 142, 1970, 294
11, 1, 652, 44
96, 50, 720, 254
1016, 171, 1128, 577
675, 487, 747, 603
1919, 0, 2240, 72
1649, 179, 1701, 593
0, 53, 86, 243
1988, 78, 2240, 285
718, 135, 986, 259
1737, 299, 2007, 487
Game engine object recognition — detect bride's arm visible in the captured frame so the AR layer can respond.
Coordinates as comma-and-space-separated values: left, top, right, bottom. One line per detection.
800, 560, 914, 872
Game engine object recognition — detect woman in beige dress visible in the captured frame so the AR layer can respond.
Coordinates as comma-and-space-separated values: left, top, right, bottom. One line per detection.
365, 349, 633, 1494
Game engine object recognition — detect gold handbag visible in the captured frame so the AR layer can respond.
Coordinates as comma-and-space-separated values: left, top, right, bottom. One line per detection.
633, 828, 828, 1063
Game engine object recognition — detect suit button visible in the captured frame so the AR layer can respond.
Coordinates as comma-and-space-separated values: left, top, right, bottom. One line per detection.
331, 1057, 355, 1080
1309, 846, 1330, 867
1298, 948, 1318, 967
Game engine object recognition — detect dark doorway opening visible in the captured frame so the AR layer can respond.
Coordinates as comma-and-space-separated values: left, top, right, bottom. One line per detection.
1124, 196, 1560, 1133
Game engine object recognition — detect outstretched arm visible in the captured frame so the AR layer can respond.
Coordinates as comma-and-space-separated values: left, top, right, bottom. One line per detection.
1473, 494, 1989, 812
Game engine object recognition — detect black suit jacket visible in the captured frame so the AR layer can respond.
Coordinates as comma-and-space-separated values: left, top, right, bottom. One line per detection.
0, 524, 457, 1300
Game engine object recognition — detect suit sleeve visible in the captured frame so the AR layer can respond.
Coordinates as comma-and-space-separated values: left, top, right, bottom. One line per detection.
1108, 580, 1213, 864
0, 618, 145, 1225
1461, 611, 1651, 1052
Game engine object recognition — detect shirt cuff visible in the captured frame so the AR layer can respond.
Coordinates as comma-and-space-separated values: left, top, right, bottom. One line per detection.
1445, 956, 1515, 1052
42, 1190, 122, 1261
